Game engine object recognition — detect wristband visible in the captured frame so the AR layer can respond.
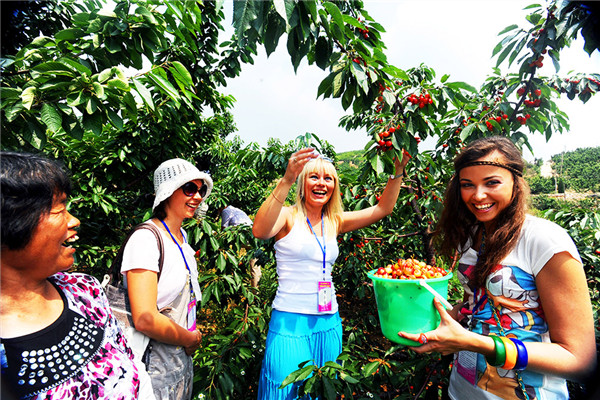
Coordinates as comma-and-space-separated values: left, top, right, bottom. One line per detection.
389, 174, 403, 180
486, 335, 506, 367
510, 338, 528, 370
271, 192, 284, 204
500, 336, 518, 370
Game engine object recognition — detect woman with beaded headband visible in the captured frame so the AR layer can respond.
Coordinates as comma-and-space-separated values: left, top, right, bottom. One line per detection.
253, 148, 410, 400
399, 136, 596, 399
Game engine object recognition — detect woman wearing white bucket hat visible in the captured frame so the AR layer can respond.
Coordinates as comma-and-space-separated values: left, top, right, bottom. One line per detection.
119, 158, 212, 400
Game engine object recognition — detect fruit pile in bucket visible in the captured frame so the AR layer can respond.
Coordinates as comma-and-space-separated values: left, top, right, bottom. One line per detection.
373, 258, 449, 280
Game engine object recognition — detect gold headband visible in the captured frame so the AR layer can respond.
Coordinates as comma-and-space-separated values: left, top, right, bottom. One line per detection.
459, 160, 523, 177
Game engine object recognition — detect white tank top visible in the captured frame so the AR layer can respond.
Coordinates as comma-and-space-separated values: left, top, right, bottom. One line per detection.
272, 219, 339, 314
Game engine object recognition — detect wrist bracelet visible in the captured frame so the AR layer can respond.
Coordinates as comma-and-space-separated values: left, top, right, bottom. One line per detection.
486, 335, 506, 367
510, 338, 528, 370
389, 173, 403, 180
500, 336, 518, 370
271, 192, 284, 204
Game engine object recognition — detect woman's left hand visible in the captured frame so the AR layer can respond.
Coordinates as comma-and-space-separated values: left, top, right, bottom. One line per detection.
394, 149, 411, 174
398, 298, 473, 356
282, 148, 316, 184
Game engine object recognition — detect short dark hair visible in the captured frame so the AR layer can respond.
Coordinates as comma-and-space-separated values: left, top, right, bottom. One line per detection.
1, 151, 72, 250
152, 200, 167, 221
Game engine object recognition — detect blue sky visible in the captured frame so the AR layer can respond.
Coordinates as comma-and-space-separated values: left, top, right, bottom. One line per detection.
221, 0, 600, 161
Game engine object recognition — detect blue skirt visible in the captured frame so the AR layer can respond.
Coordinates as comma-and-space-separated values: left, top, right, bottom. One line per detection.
257, 310, 343, 400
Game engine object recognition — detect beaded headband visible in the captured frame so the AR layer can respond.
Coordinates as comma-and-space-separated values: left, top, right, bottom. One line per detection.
459, 160, 523, 177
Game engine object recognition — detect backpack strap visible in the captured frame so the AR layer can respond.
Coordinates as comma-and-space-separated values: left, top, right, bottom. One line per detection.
111, 222, 165, 285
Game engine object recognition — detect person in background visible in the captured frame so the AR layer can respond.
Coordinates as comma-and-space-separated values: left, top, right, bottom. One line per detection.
253, 148, 410, 399
120, 158, 211, 400
399, 136, 596, 399
0, 151, 140, 399
220, 205, 253, 228
218, 205, 261, 287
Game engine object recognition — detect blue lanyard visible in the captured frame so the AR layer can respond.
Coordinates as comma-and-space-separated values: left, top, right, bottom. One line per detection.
306, 213, 327, 280
160, 220, 194, 296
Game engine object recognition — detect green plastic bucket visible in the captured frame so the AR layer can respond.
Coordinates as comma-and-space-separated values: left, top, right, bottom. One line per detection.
367, 269, 453, 346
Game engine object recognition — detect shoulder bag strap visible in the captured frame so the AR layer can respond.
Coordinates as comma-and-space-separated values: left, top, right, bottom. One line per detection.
111, 222, 165, 285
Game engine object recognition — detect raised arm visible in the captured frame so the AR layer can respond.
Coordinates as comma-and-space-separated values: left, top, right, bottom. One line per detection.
253, 148, 315, 240
339, 151, 410, 233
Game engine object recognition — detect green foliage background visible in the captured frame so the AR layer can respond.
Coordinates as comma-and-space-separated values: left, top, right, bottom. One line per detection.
2, 1, 599, 399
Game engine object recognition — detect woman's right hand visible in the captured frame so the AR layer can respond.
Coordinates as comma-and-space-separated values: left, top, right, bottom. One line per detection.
184, 328, 202, 355
283, 148, 316, 183
398, 298, 475, 356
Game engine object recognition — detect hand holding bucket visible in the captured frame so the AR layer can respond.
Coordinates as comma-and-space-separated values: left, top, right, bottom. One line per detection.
367, 270, 453, 346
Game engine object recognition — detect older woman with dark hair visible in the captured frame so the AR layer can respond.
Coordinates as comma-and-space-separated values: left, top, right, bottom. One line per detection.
399, 137, 596, 399
0, 151, 141, 399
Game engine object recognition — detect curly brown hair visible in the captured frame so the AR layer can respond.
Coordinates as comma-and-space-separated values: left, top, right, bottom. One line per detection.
436, 136, 530, 288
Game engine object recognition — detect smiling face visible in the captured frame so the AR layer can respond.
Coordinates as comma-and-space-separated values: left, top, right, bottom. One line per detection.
304, 168, 336, 210
459, 151, 515, 229
164, 179, 205, 220
17, 192, 80, 276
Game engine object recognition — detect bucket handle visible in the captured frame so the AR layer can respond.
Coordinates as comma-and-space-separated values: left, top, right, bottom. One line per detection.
418, 280, 453, 310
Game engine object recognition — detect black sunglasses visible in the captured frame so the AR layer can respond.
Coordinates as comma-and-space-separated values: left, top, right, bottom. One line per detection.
181, 181, 207, 198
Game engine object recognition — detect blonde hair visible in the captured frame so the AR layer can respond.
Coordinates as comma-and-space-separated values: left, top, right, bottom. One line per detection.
293, 157, 343, 237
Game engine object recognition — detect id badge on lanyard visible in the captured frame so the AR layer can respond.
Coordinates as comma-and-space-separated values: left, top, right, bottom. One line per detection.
307, 215, 332, 313
187, 291, 197, 332
455, 351, 477, 385
318, 281, 332, 312
160, 220, 198, 332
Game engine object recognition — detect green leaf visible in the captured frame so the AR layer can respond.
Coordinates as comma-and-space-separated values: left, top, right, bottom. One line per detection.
350, 61, 368, 94
460, 123, 477, 141
1, 87, 21, 100
133, 79, 155, 111
82, 112, 103, 135
495, 38, 517, 68
169, 61, 193, 88
363, 361, 379, 376
273, 0, 290, 28
370, 154, 384, 175
446, 81, 477, 93
106, 109, 123, 129
332, 71, 344, 97
98, 68, 113, 83
314, 36, 331, 70
107, 78, 129, 91
21, 87, 36, 110
498, 24, 519, 35
55, 28, 84, 42
148, 70, 180, 101
280, 364, 314, 388
233, 0, 257, 45
322, 2, 344, 32
40, 103, 62, 132
32, 61, 76, 76
92, 82, 105, 99
58, 57, 92, 76
135, 6, 157, 25
323, 377, 336, 399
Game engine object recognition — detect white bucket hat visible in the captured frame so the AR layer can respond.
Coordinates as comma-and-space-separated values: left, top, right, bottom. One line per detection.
152, 158, 213, 211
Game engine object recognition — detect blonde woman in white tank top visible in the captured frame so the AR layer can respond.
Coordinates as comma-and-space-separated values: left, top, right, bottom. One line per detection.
253, 148, 410, 400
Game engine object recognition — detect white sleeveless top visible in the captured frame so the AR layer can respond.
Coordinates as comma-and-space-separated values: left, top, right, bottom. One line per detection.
272, 219, 339, 314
